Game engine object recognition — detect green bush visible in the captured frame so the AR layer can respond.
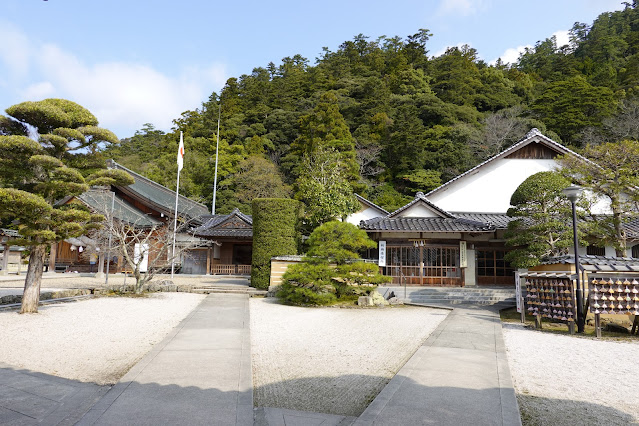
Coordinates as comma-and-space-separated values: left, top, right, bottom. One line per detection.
251, 198, 303, 289
277, 221, 390, 305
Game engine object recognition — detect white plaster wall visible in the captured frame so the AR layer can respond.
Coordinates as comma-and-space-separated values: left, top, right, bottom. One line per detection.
346, 206, 386, 225
398, 203, 441, 218
428, 159, 558, 213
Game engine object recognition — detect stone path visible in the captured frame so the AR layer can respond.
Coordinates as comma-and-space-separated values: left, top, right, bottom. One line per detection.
0, 363, 108, 425
77, 293, 253, 426
355, 304, 521, 426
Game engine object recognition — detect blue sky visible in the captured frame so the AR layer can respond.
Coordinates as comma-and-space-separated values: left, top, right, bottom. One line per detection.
0, 0, 625, 139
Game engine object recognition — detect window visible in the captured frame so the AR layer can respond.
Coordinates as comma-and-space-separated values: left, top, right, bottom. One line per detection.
632, 245, 639, 259
477, 250, 514, 277
586, 246, 605, 256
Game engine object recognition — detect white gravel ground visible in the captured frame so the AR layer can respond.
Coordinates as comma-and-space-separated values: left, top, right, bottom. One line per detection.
502, 322, 639, 425
250, 298, 448, 416
0, 292, 204, 385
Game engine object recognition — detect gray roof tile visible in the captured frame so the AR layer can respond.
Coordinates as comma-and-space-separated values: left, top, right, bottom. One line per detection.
107, 160, 209, 221
360, 216, 495, 233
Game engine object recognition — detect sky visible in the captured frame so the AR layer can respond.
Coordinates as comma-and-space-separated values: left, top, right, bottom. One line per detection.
0, 0, 626, 139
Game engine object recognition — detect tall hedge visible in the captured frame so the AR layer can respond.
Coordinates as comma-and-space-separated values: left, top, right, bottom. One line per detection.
251, 198, 302, 289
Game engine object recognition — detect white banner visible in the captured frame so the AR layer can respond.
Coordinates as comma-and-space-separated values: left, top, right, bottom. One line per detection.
459, 241, 467, 268
378, 241, 386, 267
134, 243, 149, 273
515, 271, 522, 313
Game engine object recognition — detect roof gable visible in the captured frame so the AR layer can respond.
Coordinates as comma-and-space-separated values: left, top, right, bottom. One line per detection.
426, 128, 592, 199
194, 208, 253, 238
354, 194, 389, 216
388, 192, 454, 219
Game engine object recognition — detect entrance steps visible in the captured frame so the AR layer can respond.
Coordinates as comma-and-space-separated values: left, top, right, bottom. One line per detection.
379, 286, 516, 306
191, 275, 267, 296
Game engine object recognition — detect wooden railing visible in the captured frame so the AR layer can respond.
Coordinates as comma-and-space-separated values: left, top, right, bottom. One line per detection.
212, 264, 251, 275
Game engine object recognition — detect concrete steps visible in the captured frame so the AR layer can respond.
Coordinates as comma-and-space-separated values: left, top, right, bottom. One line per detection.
192, 284, 266, 297
380, 286, 516, 306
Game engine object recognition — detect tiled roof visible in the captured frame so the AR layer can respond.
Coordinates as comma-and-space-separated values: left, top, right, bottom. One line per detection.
452, 212, 514, 229
425, 128, 597, 198
624, 218, 639, 239
107, 160, 209, 221
78, 189, 162, 228
360, 216, 495, 233
193, 208, 253, 238
542, 254, 639, 272
0, 228, 20, 238
354, 194, 389, 215
387, 192, 454, 218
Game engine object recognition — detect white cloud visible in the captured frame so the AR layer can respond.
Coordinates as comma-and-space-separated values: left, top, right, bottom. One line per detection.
552, 30, 570, 48
437, 0, 489, 17
0, 21, 31, 81
490, 45, 532, 65
21, 81, 56, 100
0, 24, 228, 138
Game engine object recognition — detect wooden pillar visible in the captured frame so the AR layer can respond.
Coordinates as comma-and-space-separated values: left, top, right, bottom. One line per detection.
595, 313, 602, 338
48, 243, 57, 272
206, 247, 212, 275
0, 244, 9, 275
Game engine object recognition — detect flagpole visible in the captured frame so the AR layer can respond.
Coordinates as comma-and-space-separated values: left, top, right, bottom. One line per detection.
105, 190, 115, 286
171, 132, 183, 279
212, 103, 221, 215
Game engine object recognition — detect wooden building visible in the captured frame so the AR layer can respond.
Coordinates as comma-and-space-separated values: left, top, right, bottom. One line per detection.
192, 208, 253, 275
51, 160, 210, 274
356, 128, 613, 287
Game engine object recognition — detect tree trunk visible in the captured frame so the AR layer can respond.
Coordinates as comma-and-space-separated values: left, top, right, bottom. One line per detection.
21, 244, 46, 314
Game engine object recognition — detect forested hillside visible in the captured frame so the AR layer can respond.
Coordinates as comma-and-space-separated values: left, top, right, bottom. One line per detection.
105, 3, 639, 214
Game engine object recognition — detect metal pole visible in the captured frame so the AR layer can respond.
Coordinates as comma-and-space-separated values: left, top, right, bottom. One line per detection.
105, 191, 115, 286
571, 199, 585, 333
212, 103, 221, 215
171, 169, 180, 279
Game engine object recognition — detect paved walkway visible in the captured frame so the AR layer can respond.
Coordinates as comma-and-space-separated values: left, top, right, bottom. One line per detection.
355, 304, 521, 426
78, 293, 253, 426
1, 294, 521, 425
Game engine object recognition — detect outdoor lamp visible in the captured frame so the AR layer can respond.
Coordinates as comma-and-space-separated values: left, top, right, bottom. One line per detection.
562, 184, 585, 333
562, 185, 582, 203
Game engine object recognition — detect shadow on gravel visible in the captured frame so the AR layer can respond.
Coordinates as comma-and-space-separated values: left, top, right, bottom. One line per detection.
517, 393, 635, 426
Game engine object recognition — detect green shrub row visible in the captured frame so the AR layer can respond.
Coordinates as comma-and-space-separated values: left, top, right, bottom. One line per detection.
251, 198, 303, 289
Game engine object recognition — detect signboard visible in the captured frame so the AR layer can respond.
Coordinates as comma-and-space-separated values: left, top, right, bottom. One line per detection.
459, 241, 467, 268
378, 240, 386, 267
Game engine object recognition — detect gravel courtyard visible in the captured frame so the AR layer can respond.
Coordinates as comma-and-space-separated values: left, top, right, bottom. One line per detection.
503, 322, 639, 425
249, 298, 449, 416
0, 292, 205, 385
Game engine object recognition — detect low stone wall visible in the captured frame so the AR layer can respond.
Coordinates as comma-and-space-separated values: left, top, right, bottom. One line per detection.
0, 288, 92, 305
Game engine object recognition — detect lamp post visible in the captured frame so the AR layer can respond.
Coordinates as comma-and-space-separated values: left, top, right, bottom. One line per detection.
562, 185, 585, 333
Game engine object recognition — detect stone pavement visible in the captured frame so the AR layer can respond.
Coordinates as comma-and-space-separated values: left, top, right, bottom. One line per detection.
77, 293, 253, 426
355, 304, 522, 426
0, 363, 109, 425
1, 293, 521, 425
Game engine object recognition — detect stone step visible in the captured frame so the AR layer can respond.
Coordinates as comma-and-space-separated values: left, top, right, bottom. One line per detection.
404, 298, 516, 305
407, 294, 515, 300
192, 287, 266, 296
